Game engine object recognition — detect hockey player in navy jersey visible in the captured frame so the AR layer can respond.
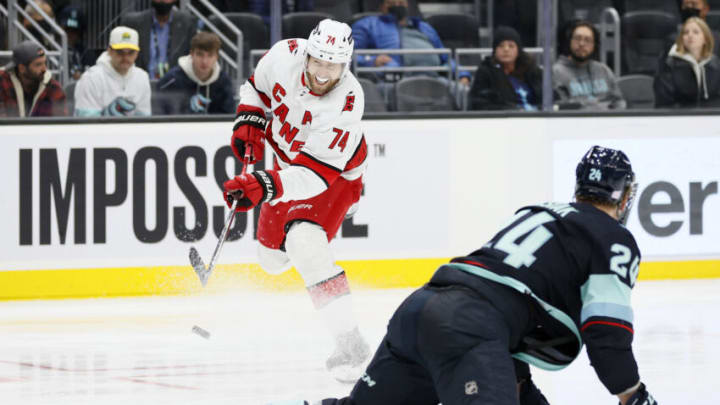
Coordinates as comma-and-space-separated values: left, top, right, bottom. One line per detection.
271, 145, 658, 405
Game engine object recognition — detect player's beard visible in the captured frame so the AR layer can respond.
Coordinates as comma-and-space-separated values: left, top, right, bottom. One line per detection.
305, 71, 340, 95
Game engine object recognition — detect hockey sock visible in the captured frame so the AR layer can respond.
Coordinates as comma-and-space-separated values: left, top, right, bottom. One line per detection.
307, 271, 358, 337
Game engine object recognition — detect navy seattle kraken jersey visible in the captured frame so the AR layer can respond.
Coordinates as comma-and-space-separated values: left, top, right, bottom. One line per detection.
436, 201, 641, 394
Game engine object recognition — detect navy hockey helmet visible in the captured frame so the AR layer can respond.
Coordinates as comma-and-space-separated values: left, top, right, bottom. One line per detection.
575, 145, 637, 224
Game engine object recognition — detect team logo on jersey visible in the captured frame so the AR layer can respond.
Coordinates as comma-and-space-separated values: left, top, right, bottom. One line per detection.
360, 372, 376, 388
287, 39, 298, 53
342, 95, 355, 112
326, 35, 336, 45
464, 381, 478, 395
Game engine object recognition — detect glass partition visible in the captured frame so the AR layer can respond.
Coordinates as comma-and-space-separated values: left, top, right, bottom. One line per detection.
0, 0, 717, 119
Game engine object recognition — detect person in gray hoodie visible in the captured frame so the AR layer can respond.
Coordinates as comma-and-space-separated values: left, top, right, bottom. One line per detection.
552, 20, 625, 110
155, 31, 235, 115
654, 17, 720, 108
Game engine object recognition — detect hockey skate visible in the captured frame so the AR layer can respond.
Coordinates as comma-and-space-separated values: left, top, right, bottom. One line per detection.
326, 327, 370, 383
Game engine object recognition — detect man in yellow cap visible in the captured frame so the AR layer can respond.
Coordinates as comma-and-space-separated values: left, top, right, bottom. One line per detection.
74, 26, 152, 116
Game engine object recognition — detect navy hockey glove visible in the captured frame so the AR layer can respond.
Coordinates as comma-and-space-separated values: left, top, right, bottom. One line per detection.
189, 93, 211, 113
231, 104, 266, 164
223, 170, 283, 212
103, 96, 136, 116
622, 383, 657, 405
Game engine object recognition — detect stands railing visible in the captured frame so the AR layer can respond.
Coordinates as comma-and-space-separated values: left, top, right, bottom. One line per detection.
4, 0, 69, 86
252, 48, 455, 80
179, 0, 244, 85
454, 47, 546, 72
476, 0, 494, 47
536, 0, 558, 60
0, 3, 11, 64
599, 7, 622, 77
352, 49, 453, 78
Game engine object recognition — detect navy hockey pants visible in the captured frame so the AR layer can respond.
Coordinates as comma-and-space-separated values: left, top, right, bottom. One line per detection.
321, 284, 520, 405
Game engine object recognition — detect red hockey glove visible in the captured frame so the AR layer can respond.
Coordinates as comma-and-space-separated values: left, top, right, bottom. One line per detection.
223, 170, 284, 212
231, 104, 266, 164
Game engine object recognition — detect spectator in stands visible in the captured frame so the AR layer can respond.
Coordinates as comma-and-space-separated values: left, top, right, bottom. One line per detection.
58, 6, 94, 81
121, 0, 198, 80
74, 26, 152, 117
469, 26, 542, 111
552, 20, 625, 110
22, 0, 56, 48
0, 40, 68, 117
654, 17, 720, 108
677, 0, 720, 57
351, 0, 471, 85
155, 32, 235, 115
681, 0, 710, 21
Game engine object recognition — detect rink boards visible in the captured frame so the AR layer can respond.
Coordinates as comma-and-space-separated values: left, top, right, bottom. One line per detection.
1, 116, 719, 299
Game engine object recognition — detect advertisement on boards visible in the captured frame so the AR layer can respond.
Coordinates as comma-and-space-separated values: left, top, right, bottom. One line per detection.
0, 121, 452, 271
551, 120, 720, 260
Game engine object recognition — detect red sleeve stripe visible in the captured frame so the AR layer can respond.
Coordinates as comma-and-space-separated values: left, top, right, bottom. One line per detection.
263, 122, 292, 164
248, 75, 271, 108
452, 259, 490, 269
344, 135, 368, 172
291, 152, 342, 187
581, 320, 634, 334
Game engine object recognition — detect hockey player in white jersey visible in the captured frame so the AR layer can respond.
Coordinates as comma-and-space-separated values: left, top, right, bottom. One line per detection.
223, 19, 370, 380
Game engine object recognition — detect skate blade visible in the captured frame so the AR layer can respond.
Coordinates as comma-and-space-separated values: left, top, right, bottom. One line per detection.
189, 247, 208, 287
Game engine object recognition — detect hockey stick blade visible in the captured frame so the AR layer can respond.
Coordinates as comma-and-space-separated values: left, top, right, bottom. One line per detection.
188, 200, 238, 287
189, 246, 209, 287
188, 145, 251, 287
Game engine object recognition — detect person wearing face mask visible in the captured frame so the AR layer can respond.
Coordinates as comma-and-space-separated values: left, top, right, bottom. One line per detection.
0, 40, 68, 117
57, 6, 95, 81
469, 26, 543, 111
351, 0, 471, 86
655, 16, 720, 108
121, 0, 198, 79
672, 0, 720, 58
22, 0, 56, 49
552, 20, 625, 110
155, 32, 235, 115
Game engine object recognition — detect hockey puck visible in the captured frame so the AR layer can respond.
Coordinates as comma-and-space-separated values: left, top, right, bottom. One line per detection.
191, 325, 211, 339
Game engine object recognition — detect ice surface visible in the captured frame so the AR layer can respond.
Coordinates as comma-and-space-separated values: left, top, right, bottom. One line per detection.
0, 279, 717, 404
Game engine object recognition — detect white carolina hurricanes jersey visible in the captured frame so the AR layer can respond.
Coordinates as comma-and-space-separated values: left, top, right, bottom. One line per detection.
237, 38, 368, 203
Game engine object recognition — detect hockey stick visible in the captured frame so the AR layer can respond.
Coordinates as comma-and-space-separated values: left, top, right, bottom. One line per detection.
189, 145, 253, 287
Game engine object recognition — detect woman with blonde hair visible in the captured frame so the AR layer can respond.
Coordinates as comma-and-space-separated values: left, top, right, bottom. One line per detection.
654, 16, 720, 107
